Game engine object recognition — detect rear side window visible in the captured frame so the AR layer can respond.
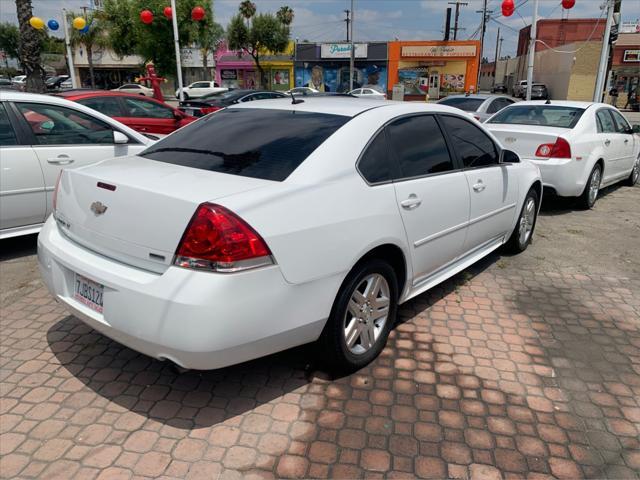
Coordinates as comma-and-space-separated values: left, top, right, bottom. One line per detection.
0, 103, 18, 146
488, 105, 584, 128
140, 108, 349, 181
358, 130, 393, 183
440, 115, 498, 169
387, 115, 453, 178
438, 97, 485, 112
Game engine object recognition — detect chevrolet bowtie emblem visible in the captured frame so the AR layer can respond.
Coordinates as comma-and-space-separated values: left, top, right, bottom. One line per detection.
504, 137, 517, 143
90, 201, 108, 215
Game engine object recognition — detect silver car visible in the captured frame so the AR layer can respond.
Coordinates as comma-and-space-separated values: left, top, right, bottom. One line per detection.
437, 94, 516, 122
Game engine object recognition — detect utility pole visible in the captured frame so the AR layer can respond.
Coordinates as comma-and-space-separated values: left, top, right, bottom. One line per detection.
444, 8, 452, 41
62, 9, 78, 89
448, 0, 468, 41
170, 0, 184, 101
344, 9, 350, 42
493, 28, 500, 88
593, 0, 615, 102
525, 0, 540, 100
349, 0, 355, 91
476, 0, 491, 89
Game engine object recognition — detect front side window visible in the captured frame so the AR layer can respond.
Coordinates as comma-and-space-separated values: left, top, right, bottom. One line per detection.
76, 96, 124, 117
358, 130, 393, 183
139, 108, 349, 181
440, 115, 498, 169
488, 105, 584, 128
122, 84, 140, 89
610, 110, 631, 133
0, 103, 18, 146
596, 110, 616, 133
123, 98, 174, 119
16, 102, 114, 145
387, 115, 454, 179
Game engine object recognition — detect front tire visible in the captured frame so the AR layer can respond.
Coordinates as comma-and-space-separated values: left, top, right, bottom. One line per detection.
319, 259, 398, 372
580, 164, 602, 209
505, 188, 539, 253
625, 157, 639, 186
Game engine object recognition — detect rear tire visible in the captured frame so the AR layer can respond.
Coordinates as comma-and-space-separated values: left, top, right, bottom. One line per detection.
505, 188, 539, 253
319, 259, 398, 372
580, 164, 602, 209
625, 157, 639, 186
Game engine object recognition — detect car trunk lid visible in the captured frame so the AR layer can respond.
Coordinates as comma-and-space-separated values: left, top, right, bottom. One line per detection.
486, 124, 571, 159
54, 155, 272, 273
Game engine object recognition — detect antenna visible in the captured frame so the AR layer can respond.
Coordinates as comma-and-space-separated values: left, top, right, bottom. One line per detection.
290, 91, 304, 105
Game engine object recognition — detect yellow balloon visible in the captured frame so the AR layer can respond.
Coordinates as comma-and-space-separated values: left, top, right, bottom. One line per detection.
29, 17, 45, 30
72, 17, 87, 30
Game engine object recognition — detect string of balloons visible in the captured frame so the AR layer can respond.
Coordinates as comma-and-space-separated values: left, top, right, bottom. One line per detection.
29, 15, 89, 32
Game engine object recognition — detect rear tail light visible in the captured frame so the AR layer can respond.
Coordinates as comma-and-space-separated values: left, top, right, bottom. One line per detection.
52, 171, 63, 211
535, 137, 571, 159
200, 106, 221, 115
174, 203, 273, 272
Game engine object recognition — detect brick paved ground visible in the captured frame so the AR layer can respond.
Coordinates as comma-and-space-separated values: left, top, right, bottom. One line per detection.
1, 184, 639, 479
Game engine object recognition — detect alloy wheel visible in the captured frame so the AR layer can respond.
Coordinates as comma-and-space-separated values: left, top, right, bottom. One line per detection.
518, 196, 536, 246
589, 168, 601, 206
633, 158, 639, 184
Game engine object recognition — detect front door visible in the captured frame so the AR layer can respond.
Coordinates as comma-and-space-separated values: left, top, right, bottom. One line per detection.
120, 96, 178, 135
388, 114, 470, 284
439, 114, 518, 253
595, 108, 625, 181
428, 72, 440, 99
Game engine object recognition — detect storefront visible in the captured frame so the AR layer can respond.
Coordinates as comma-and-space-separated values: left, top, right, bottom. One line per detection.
294, 42, 388, 94
387, 41, 481, 100
262, 41, 294, 91
610, 33, 640, 109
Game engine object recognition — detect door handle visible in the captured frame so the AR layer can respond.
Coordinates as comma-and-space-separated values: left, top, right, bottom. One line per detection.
624, 139, 629, 144
604, 139, 611, 146
472, 180, 486, 192
47, 155, 74, 165
400, 194, 422, 210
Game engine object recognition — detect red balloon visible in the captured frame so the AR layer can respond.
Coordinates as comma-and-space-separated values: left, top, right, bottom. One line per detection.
163, 6, 172, 19
140, 9, 153, 24
501, 0, 515, 16
191, 6, 206, 21
561, 0, 575, 9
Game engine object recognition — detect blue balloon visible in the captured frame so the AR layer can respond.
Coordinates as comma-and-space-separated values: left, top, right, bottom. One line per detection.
47, 19, 59, 31
80, 24, 90, 33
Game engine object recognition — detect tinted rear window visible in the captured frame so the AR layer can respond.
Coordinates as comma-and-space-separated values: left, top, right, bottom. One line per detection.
488, 105, 584, 128
139, 108, 349, 181
438, 97, 485, 112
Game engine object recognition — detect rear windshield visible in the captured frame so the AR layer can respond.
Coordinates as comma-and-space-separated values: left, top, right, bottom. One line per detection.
438, 97, 485, 112
139, 108, 349, 181
487, 105, 584, 128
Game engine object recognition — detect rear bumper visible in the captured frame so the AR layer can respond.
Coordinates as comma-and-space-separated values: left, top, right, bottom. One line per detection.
526, 157, 587, 197
38, 216, 338, 369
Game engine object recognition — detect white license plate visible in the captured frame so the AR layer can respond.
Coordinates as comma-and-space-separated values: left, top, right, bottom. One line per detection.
74, 273, 104, 313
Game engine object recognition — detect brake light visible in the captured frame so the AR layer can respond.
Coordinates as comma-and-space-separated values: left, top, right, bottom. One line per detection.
535, 137, 571, 159
174, 203, 273, 272
200, 106, 221, 115
52, 171, 63, 211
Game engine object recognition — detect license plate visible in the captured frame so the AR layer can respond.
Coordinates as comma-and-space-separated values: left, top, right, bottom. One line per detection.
74, 273, 104, 313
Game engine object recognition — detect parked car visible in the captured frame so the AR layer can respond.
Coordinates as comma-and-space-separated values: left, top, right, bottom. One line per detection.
0, 91, 151, 239
58, 91, 196, 135
0, 78, 18, 90
179, 89, 287, 117
38, 97, 542, 371
512, 80, 529, 98
486, 101, 639, 208
175, 81, 227, 100
437, 94, 516, 122
46, 75, 69, 91
59, 78, 73, 90
11, 75, 26, 88
112, 83, 154, 96
286, 86, 319, 96
491, 83, 508, 94
349, 88, 386, 100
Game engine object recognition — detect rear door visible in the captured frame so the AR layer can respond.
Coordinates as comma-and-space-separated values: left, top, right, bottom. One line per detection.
440, 114, 518, 253
120, 96, 178, 134
595, 108, 625, 180
0, 102, 46, 231
388, 114, 470, 284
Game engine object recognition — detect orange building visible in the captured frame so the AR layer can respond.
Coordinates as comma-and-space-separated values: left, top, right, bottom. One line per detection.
387, 40, 481, 100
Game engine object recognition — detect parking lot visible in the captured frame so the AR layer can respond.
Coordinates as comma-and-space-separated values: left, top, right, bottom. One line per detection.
1, 182, 639, 479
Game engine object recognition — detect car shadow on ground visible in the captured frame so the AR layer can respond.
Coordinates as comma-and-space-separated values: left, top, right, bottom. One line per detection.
0, 233, 38, 261
539, 183, 629, 217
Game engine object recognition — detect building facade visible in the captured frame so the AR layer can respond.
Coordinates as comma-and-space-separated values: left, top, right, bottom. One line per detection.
387, 40, 481, 99
517, 19, 606, 56
610, 33, 640, 107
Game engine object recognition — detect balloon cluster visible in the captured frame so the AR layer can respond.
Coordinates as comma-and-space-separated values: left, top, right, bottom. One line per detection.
140, 6, 206, 24
29, 16, 88, 31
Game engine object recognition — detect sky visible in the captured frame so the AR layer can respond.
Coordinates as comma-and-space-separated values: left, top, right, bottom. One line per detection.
1, 0, 638, 60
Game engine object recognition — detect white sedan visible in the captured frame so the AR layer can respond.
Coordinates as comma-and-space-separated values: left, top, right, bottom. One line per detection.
349, 87, 386, 100
112, 83, 154, 96
486, 101, 639, 208
38, 98, 541, 370
175, 81, 227, 100
0, 91, 151, 239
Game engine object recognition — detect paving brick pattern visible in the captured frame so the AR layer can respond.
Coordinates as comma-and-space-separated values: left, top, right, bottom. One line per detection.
2, 261, 639, 479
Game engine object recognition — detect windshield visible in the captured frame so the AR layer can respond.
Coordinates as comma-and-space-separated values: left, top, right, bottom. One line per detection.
438, 97, 485, 112
488, 105, 585, 128
140, 108, 350, 181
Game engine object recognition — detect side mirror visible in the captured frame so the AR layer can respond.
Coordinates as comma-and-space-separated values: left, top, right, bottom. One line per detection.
173, 110, 184, 120
113, 131, 129, 144
631, 124, 640, 134
500, 149, 520, 164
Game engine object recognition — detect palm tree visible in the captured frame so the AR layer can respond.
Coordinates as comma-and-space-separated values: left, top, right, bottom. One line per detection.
276, 6, 294, 26
68, 11, 107, 88
15, 0, 45, 92
238, 1, 256, 23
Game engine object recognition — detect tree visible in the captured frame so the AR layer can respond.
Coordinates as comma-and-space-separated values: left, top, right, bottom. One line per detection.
0, 23, 21, 66
192, 20, 224, 72
226, 4, 293, 89
15, 0, 45, 92
68, 11, 108, 88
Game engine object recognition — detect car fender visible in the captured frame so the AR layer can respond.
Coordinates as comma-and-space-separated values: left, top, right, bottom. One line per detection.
509, 159, 542, 231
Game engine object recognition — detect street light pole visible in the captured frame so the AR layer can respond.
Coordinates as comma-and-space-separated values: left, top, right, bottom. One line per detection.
525, 0, 539, 101
170, 0, 185, 101
593, 0, 615, 102
62, 9, 78, 89
349, 0, 354, 91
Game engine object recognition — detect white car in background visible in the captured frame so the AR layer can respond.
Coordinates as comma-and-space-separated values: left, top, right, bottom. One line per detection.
0, 91, 151, 239
39, 98, 541, 371
437, 94, 516, 122
349, 87, 386, 100
11, 75, 26, 88
112, 83, 154, 96
286, 86, 319, 96
175, 81, 227, 100
486, 101, 639, 208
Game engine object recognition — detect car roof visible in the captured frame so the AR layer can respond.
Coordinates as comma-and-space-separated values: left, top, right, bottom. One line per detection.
510, 100, 601, 109
56, 90, 171, 104
439, 94, 493, 100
